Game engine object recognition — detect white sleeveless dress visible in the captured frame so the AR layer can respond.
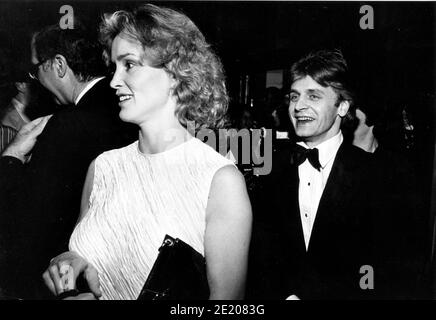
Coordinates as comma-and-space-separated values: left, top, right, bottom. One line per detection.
69, 137, 234, 300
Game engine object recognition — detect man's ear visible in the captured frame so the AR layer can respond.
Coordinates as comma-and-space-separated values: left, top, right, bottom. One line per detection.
54, 54, 68, 78
337, 100, 350, 118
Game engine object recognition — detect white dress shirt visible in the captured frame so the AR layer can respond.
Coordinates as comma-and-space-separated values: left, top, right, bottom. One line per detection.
297, 131, 343, 250
74, 77, 105, 105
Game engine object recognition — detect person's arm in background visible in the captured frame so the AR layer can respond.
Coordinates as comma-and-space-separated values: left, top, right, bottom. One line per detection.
1, 115, 52, 161
205, 165, 252, 299
0, 115, 52, 210
0, 115, 52, 297
0, 82, 32, 133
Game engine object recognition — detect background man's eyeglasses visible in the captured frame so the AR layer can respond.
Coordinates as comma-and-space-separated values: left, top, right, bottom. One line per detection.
28, 60, 47, 80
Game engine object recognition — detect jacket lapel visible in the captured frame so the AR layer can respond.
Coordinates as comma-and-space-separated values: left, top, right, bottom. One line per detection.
289, 165, 306, 249
276, 156, 307, 255
307, 144, 354, 251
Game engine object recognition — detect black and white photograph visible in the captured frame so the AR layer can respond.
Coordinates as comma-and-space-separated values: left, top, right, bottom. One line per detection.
0, 0, 435, 305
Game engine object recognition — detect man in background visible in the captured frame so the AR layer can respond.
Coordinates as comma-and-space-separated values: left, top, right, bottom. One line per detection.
248, 49, 411, 299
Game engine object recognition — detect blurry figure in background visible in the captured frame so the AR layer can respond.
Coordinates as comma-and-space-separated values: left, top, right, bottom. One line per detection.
0, 80, 61, 153
350, 95, 429, 298
269, 88, 293, 133
255, 87, 292, 132
227, 104, 264, 195
0, 82, 31, 151
0, 33, 60, 153
1, 82, 31, 129
0, 36, 17, 108
262, 87, 293, 152
264, 87, 282, 128
0, 24, 137, 299
347, 84, 388, 154
352, 107, 378, 153
349, 82, 417, 155
229, 103, 256, 130
0, 126, 16, 153
0, 81, 63, 153
238, 106, 256, 129
0, 40, 29, 152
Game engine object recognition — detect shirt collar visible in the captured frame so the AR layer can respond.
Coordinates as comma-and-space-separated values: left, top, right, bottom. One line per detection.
297, 131, 343, 169
74, 77, 105, 105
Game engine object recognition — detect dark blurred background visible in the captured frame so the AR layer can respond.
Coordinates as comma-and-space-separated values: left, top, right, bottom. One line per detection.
0, 1, 434, 148
1, 0, 436, 293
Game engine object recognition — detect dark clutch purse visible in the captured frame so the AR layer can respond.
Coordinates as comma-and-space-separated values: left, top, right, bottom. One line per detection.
137, 234, 210, 300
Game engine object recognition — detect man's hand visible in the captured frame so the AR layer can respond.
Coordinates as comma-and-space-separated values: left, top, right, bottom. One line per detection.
2, 115, 53, 163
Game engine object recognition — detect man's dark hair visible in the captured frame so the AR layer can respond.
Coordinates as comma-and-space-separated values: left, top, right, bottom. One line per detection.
33, 24, 106, 82
290, 49, 356, 125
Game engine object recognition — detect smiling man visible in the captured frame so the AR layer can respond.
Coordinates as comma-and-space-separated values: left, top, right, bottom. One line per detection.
248, 49, 385, 300
287, 50, 357, 254
289, 74, 350, 147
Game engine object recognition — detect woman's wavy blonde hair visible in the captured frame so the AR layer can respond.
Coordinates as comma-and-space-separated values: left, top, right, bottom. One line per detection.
100, 3, 229, 130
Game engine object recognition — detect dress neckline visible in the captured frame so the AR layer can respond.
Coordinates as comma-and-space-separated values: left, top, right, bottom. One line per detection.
136, 136, 196, 158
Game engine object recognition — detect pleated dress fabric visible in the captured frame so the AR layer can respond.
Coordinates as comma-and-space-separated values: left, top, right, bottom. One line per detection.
69, 137, 234, 300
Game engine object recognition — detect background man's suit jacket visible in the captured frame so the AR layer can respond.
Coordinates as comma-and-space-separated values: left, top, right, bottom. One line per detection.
0, 77, 137, 298
247, 143, 380, 300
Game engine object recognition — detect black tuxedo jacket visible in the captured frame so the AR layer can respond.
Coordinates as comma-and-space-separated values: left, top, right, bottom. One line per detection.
0, 77, 137, 298
248, 142, 378, 300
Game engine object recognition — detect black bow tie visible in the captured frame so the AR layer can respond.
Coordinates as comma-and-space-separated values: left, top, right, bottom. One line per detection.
290, 144, 322, 171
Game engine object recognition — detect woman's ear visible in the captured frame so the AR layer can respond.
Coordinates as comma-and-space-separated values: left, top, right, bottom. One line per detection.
337, 100, 350, 118
168, 75, 178, 94
54, 54, 68, 78
171, 74, 178, 89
